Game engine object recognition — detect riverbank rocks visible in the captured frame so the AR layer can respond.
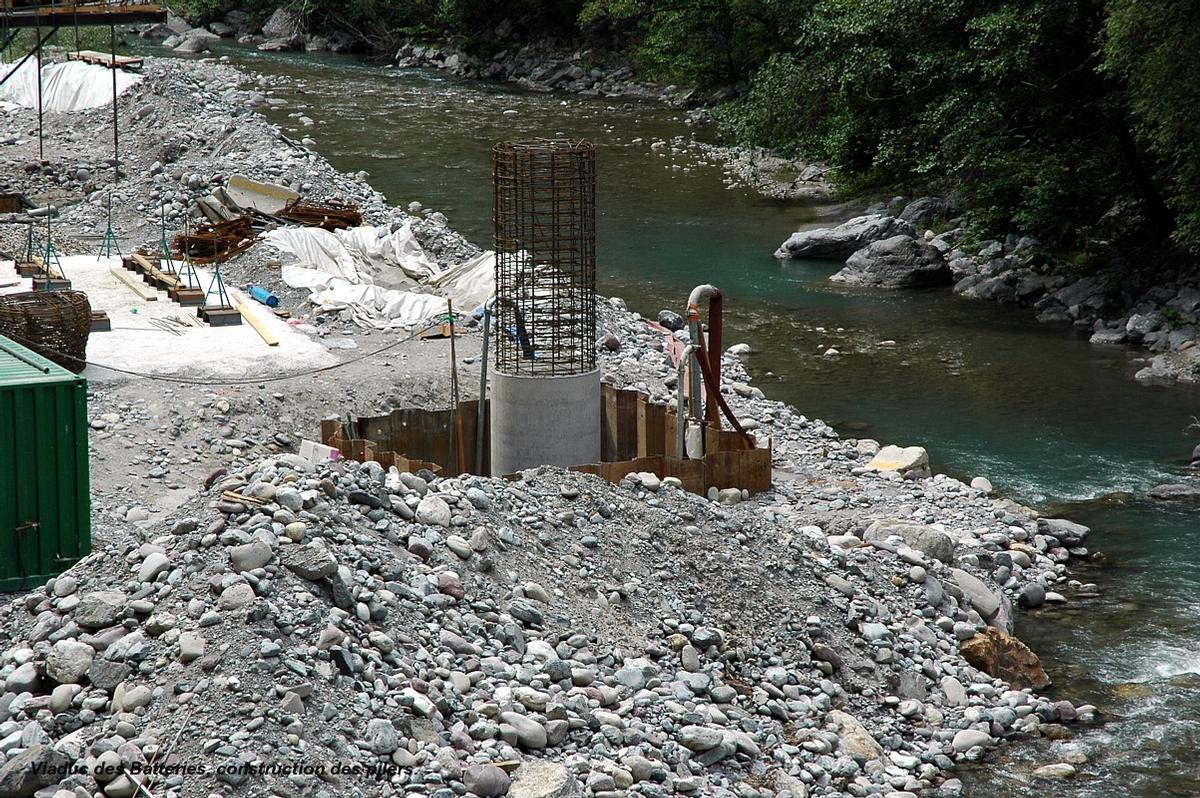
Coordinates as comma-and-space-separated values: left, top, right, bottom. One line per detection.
775, 214, 913, 260
961, 627, 1051, 690
866, 444, 931, 478
832, 235, 953, 288
0, 53, 1102, 798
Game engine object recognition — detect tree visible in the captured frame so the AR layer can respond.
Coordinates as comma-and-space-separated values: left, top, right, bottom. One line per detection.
1104, 0, 1200, 252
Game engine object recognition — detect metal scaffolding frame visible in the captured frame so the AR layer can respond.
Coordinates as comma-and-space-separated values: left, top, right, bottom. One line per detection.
0, 2, 165, 172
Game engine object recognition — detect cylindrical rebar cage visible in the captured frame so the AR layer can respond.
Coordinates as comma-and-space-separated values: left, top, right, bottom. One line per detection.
492, 138, 596, 376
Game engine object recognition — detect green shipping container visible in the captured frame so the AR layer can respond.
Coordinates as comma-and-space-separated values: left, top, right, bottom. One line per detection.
0, 334, 90, 591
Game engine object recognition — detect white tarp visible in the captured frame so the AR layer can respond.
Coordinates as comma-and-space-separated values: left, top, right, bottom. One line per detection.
0, 60, 141, 112
267, 222, 494, 329
424, 251, 495, 312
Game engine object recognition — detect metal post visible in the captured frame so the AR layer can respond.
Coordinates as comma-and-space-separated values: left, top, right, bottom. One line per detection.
34, 16, 41, 161
110, 24, 118, 181
475, 301, 492, 473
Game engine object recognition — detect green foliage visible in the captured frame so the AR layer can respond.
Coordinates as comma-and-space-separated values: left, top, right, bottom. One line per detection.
580, 0, 804, 88
707, 0, 1200, 253
1103, 0, 1200, 253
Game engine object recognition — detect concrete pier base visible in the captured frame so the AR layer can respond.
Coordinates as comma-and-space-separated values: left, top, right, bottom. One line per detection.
490, 368, 600, 475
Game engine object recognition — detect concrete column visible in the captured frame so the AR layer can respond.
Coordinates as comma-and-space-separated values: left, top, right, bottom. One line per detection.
490, 369, 600, 475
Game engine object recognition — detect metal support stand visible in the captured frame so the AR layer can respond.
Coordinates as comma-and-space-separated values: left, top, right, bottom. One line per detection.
37, 212, 68, 291
158, 203, 175, 274
177, 216, 199, 288
198, 260, 240, 326
97, 192, 120, 259
168, 216, 204, 306
203, 262, 231, 308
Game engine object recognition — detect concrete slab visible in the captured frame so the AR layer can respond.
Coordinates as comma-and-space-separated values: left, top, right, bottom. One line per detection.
0, 256, 336, 382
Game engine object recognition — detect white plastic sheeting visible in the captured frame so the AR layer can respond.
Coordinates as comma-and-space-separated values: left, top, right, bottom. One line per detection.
0, 60, 141, 112
266, 222, 494, 329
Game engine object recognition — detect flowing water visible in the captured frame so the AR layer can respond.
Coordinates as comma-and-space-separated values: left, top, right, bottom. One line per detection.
206, 46, 1200, 795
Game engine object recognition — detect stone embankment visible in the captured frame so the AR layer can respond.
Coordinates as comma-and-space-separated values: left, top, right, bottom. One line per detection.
777, 196, 1200, 384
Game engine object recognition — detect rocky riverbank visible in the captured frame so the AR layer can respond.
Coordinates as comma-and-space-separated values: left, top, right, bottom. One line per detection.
0, 54, 1105, 798
776, 196, 1200, 385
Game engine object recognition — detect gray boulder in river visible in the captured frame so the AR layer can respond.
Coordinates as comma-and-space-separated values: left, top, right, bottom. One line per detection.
774, 213, 913, 259
831, 234, 953, 288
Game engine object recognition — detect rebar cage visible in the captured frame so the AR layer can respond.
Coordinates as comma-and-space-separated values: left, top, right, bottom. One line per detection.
492, 138, 597, 376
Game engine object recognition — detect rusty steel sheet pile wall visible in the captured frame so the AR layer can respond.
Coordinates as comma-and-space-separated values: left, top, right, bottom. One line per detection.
320, 385, 772, 497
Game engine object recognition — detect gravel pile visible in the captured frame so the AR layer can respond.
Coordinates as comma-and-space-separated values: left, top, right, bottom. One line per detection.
0, 293, 1103, 798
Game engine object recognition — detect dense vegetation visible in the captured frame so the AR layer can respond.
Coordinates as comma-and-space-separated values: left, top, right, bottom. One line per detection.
176, 0, 1200, 255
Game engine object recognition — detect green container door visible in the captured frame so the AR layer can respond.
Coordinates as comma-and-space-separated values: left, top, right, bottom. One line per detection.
0, 335, 90, 592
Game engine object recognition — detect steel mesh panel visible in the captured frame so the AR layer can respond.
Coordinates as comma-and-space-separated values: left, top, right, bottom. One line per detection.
492, 138, 596, 375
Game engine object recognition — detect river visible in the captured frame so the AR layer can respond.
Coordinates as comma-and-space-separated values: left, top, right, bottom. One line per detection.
207, 46, 1200, 796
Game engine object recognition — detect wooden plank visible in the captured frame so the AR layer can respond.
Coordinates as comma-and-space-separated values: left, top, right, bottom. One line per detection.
109, 267, 158, 301
131, 252, 180, 289
233, 298, 279, 346
66, 50, 144, 68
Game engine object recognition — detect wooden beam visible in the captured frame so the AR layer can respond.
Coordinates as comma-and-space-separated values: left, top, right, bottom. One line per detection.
109, 267, 158, 301
234, 297, 278, 346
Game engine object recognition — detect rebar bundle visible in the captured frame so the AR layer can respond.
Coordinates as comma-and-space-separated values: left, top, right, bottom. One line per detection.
0, 290, 91, 373
492, 138, 597, 376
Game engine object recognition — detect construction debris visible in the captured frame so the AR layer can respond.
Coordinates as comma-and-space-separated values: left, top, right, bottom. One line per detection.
278, 198, 363, 230
173, 217, 256, 264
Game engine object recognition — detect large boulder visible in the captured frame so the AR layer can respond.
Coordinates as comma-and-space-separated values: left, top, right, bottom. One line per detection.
45, 640, 94, 685
261, 7, 303, 39
832, 235, 953, 288
866, 444, 931, 478
863, 519, 955, 562
74, 591, 126, 629
1036, 518, 1089, 547
899, 196, 956, 228
960, 627, 1051, 690
0, 745, 70, 797
775, 214, 913, 260
509, 761, 580, 798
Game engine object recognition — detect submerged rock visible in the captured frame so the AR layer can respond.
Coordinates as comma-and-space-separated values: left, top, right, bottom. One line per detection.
1147, 483, 1200, 501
